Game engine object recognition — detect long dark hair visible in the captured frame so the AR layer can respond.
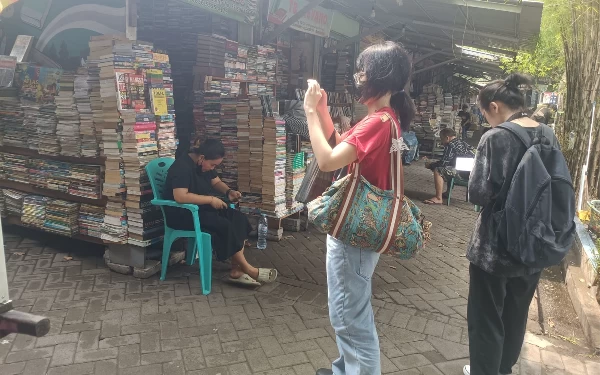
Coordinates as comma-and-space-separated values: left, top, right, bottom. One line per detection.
355, 41, 415, 132
478, 73, 532, 111
190, 138, 225, 160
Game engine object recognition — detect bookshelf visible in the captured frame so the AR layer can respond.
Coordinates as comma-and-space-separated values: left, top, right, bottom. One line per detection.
2, 215, 106, 245
0, 146, 105, 166
0, 180, 107, 206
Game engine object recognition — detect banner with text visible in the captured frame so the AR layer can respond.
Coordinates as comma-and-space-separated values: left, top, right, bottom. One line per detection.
268, 0, 333, 38
180, 0, 258, 24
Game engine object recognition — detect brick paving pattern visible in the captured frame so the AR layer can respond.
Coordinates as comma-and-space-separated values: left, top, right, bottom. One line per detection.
1, 162, 599, 374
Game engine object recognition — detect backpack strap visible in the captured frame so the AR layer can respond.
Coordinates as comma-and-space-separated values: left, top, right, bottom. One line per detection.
497, 122, 533, 148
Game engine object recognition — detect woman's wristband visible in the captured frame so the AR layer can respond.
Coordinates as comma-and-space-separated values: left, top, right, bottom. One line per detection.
225, 189, 232, 198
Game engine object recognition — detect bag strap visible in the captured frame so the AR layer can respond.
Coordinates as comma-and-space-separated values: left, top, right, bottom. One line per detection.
497, 122, 533, 148
329, 110, 405, 252
385, 112, 404, 200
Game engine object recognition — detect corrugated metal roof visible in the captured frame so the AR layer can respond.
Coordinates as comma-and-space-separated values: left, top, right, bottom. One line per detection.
322, 0, 543, 78
326, 0, 543, 52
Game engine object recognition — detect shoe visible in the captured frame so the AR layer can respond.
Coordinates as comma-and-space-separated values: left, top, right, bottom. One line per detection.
463, 365, 470, 375
316, 369, 334, 375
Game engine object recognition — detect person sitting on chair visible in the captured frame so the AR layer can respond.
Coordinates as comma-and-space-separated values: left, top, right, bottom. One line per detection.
163, 138, 277, 286
424, 128, 475, 205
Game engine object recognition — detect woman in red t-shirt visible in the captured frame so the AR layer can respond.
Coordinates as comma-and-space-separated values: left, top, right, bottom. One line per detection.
304, 42, 415, 375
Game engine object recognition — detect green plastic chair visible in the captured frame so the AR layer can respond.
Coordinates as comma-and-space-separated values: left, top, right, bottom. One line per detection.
145, 157, 212, 295
446, 175, 469, 206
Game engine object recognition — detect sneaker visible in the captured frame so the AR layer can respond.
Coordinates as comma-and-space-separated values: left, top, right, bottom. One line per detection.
463, 365, 470, 375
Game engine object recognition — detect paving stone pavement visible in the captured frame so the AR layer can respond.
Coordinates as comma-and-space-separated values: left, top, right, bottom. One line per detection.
2, 161, 599, 375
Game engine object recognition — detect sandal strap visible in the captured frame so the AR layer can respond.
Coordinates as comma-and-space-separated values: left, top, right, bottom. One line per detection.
257, 268, 277, 283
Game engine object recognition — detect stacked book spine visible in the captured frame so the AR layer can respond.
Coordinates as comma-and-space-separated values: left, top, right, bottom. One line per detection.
56, 72, 81, 157
259, 97, 287, 214
91, 35, 129, 243
285, 135, 306, 209
246, 96, 263, 206
75, 67, 100, 157
220, 96, 238, 189
0, 87, 22, 146
236, 99, 250, 195
155, 53, 177, 157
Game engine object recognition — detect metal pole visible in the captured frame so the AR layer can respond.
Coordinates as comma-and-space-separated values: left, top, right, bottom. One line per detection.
577, 101, 596, 212
0, 217, 9, 309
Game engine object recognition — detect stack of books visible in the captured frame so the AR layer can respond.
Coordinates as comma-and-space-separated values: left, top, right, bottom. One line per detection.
203, 90, 221, 140
14, 64, 63, 152
192, 90, 205, 140
1, 153, 29, 184
154, 53, 177, 157
247, 96, 263, 202
224, 39, 239, 80
247, 46, 258, 81
126, 193, 163, 247
261, 100, 286, 214
3, 189, 25, 216
21, 195, 48, 229
68, 164, 103, 199
36, 101, 60, 156
285, 138, 306, 208
78, 203, 104, 238
236, 99, 250, 195
256, 45, 277, 83
20, 100, 40, 150
90, 35, 129, 243
276, 50, 289, 100
56, 72, 81, 157
156, 114, 177, 157
74, 67, 99, 157
44, 199, 80, 237
220, 96, 238, 189
194, 34, 226, 78
0, 88, 22, 146
122, 110, 162, 247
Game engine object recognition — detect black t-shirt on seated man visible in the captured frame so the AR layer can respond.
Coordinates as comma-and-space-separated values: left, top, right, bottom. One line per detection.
163, 154, 217, 229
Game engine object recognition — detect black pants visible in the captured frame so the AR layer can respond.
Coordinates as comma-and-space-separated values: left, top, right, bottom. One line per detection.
467, 263, 541, 375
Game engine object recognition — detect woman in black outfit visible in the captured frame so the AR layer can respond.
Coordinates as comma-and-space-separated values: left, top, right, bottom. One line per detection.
463, 74, 563, 375
163, 138, 277, 286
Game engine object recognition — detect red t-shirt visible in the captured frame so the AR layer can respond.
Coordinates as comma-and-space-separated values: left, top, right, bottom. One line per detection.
341, 107, 400, 190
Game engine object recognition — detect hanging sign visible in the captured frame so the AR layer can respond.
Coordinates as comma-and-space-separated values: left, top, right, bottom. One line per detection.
268, 0, 333, 38
179, 0, 259, 24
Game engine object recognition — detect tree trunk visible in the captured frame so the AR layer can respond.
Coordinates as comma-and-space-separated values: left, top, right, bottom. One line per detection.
560, 0, 600, 202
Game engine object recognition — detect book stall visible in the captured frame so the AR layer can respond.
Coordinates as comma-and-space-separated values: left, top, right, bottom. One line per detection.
0, 0, 360, 277
135, 0, 323, 241
412, 83, 463, 158
0, 32, 183, 277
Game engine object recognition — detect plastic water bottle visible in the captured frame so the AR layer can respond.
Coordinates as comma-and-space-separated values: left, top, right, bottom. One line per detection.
257, 214, 268, 250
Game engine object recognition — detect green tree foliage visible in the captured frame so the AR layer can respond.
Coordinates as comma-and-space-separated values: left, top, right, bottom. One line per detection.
500, 0, 566, 84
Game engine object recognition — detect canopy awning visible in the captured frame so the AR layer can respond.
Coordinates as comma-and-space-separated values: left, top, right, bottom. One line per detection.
323, 0, 544, 79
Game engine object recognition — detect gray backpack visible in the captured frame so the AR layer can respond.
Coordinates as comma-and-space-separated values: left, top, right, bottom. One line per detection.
496, 123, 576, 268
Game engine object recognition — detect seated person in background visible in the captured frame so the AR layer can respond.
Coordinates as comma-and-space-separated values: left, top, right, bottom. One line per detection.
424, 128, 476, 205
458, 104, 474, 140
164, 138, 277, 286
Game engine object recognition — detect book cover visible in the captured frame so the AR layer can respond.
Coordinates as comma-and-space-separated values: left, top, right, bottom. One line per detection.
9, 35, 34, 63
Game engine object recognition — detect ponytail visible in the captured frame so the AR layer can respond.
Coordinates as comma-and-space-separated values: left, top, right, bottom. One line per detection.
390, 90, 415, 133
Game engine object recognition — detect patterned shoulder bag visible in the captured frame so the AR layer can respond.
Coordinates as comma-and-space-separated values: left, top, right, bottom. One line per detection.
308, 111, 431, 258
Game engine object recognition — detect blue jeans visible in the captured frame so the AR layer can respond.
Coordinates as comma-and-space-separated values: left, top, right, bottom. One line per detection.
326, 235, 381, 375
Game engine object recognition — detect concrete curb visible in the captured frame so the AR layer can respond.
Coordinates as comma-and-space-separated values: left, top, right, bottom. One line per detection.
562, 218, 600, 354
